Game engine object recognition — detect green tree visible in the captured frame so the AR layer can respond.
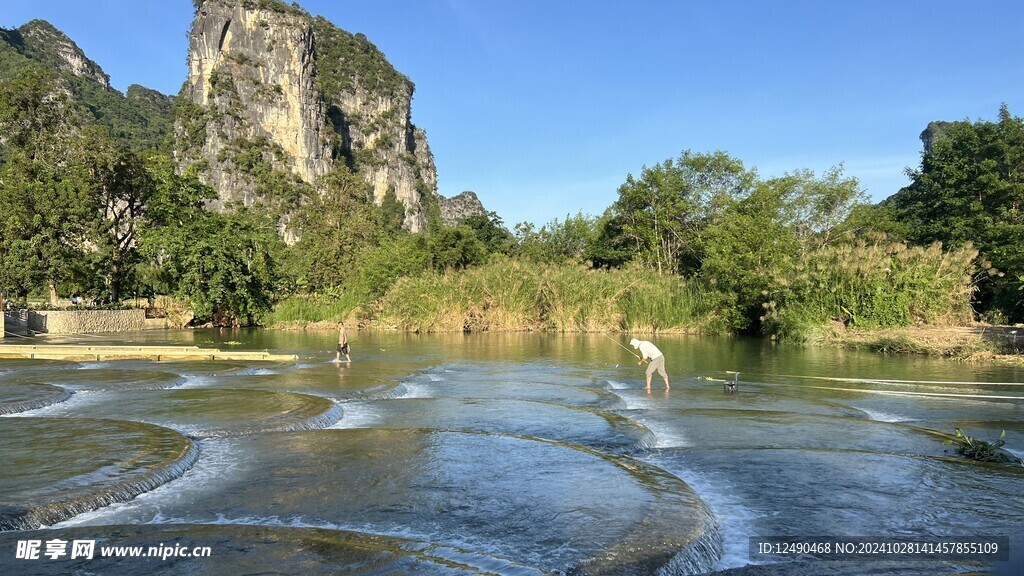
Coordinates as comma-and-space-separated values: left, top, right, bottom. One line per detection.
143, 209, 282, 325
604, 150, 757, 274
429, 226, 487, 271
378, 189, 407, 234
0, 69, 93, 301
700, 178, 798, 331
774, 166, 865, 252
352, 233, 430, 298
71, 127, 157, 302
0, 152, 92, 299
138, 155, 283, 324
546, 212, 597, 262
511, 221, 554, 262
136, 154, 217, 298
835, 203, 910, 241
142, 154, 217, 227
587, 210, 632, 268
0, 68, 78, 163
697, 166, 870, 332
461, 211, 512, 254
890, 105, 1024, 321
512, 213, 614, 265
286, 166, 382, 292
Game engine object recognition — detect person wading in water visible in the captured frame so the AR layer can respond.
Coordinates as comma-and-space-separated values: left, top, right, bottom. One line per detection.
335, 322, 351, 363
630, 338, 669, 392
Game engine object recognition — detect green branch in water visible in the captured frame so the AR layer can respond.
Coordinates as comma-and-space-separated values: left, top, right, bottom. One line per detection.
944, 428, 1022, 465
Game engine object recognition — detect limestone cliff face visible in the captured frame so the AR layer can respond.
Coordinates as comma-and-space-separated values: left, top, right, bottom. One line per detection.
439, 191, 487, 226
179, 0, 331, 209
312, 16, 437, 232
178, 0, 436, 231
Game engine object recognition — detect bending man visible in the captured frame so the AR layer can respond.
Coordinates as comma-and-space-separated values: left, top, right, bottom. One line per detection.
630, 338, 669, 392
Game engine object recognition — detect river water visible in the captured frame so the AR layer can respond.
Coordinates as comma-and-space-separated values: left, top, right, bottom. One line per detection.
1, 330, 1022, 575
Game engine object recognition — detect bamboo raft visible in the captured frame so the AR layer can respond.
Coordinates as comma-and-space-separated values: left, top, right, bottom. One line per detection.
0, 344, 297, 362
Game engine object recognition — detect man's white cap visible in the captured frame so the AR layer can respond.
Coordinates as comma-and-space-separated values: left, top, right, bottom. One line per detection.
629, 338, 640, 348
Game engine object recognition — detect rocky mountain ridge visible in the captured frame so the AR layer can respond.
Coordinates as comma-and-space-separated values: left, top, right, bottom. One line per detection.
439, 191, 488, 226
178, 0, 439, 232
0, 19, 110, 87
0, 19, 175, 152
2, 3, 488, 234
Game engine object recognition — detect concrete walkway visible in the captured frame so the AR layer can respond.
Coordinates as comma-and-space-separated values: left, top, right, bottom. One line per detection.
0, 344, 296, 362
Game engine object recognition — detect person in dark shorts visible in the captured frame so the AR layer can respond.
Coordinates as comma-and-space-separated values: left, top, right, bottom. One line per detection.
335, 321, 351, 363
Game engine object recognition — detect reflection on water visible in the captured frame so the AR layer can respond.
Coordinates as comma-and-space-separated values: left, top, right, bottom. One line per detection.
1, 330, 1021, 574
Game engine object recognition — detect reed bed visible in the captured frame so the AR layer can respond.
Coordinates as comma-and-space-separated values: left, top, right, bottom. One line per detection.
375, 258, 714, 333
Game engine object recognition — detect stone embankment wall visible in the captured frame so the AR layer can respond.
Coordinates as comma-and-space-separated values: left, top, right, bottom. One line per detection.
27, 310, 146, 334
3, 310, 29, 337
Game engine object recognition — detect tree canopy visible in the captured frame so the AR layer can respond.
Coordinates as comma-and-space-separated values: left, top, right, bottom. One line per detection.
890, 105, 1024, 321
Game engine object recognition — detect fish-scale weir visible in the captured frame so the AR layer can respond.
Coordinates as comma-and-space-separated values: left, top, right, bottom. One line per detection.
0, 418, 199, 531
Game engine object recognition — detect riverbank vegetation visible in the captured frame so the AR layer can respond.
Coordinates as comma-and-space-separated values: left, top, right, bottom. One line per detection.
2, 67, 1022, 346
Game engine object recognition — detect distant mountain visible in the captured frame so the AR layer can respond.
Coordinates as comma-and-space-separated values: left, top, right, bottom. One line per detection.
0, 19, 174, 152
2, 3, 486, 235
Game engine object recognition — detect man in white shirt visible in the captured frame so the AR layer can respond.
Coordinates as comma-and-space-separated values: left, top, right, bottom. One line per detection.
630, 338, 669, 392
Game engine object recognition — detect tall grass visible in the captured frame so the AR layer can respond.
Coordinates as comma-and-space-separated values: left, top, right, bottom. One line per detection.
619, 275, 717, 332
763, 239, 977, 339
268, 291, 366, 325
377, 258, 541, 332
270, 239, 977, 337
375, 257, 715, 333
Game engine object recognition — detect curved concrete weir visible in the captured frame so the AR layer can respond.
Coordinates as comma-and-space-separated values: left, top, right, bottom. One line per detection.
398, 371, 619, 407
607, 379, 870, 418
201, 363, 408, 401
56, 388, 343, 438
631, 408, 953, 455
0, 359, 81, 385
7, 332, 1020, 574
85, 359, 255, 376
0, 381, 71, 414
59, 429, 723, 574
0, 418, 198, 531
0, 358, 80, 371
331, 397, 655, 453
645, 447, 1024, 548
41, 368, 186, 391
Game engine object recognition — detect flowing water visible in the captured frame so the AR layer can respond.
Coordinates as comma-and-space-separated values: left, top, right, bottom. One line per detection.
1, 330, 1022, 575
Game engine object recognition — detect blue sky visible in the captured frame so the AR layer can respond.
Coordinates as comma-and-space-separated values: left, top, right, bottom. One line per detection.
4, 1, 1023, 226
